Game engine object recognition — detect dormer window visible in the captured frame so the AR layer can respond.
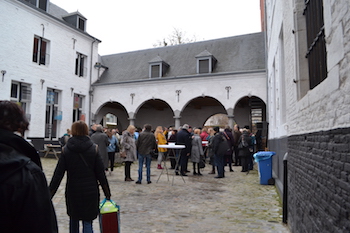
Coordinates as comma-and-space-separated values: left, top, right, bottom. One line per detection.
63, 12, 87, 31
196, 50, 217, 74
149, 56, 169, 78
25, 0, 47, 11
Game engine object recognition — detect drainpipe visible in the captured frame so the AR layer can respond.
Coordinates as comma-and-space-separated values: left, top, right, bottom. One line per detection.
283, 152, 288, 223
89, 39, 98, 126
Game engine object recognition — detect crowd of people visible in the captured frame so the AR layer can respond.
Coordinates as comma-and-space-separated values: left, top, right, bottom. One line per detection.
0, 99, 258, 232
71, 122, 258, 182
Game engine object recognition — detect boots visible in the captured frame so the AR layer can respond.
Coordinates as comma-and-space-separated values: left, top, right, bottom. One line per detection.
197, 163, 202, 176
193, 163, 197, 175
157, 164, 163, 169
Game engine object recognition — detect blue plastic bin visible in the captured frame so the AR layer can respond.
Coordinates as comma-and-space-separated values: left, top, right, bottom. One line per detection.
253, 151, 275, 185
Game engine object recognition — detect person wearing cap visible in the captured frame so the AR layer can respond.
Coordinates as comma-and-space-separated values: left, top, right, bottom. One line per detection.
176, 124, 192, 176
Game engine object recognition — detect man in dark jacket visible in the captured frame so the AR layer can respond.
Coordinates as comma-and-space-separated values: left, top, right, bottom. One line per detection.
176, 124, 192, 176
0, 100, 58, 233
212, 127, 229, 178
136, 124, 157, 184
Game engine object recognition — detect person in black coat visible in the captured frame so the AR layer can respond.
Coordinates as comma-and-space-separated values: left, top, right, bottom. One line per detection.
238, 129, 253, 172
223, 126, 235, 172
0, 100, 58, 233
176, 124, 192, 176
49, 120, 111, 233
212, 127, 229, 178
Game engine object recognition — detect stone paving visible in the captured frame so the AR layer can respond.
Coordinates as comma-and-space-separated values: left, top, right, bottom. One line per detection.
42, 157, 290, 233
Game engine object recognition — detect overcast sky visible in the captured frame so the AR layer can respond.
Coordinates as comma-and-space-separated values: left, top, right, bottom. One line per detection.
51, 0, 262, 55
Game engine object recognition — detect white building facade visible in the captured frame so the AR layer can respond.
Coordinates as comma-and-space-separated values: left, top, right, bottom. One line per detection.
92, 33, 267, 135
265, 0, 350, 231
0, 0, 100, 148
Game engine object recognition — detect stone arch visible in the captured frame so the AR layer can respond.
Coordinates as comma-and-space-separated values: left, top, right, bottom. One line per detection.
134, 98, 174, 129
233, 95, 267, 130
93, 101, 129, 131
180, 96, 226, 128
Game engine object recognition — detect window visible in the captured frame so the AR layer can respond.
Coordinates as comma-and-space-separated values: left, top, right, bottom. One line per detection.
24, 0, 47, 11
75, 53, 86, 77
10, 81, 31, 120
196, 50, 217, 74
304, 0, 327, 89
73, 94, 84, 122
148, 56, 169, 78
151, 64, 160, 78
45, 89, 60, 139
33, 36, 49, 65
78, 18, 85, 31
198, 59, 210, 74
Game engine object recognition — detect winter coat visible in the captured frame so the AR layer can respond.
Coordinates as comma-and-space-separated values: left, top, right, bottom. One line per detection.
176, 129, 192, 155
212, 132, 230, 156
0, 129, 58, 233
91, 131, 110, 169
207, 135, 215, 158
49, 135, 111, 221
121, 131, 137, 162
223, 129, 235, 156
136, 130, 157, 155
191, 134, 204, 163
107, 135, 118, 153
155, 132, 168, 152
233, 130, 242, 147
238, 132, 252, 157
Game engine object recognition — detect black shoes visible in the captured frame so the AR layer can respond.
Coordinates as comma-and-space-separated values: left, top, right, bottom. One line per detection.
214, 176, 224, 179
136, 180, 152, 184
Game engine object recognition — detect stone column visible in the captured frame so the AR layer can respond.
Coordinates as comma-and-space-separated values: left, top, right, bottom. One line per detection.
174, 116, 181, 130
228, 115, 235, 129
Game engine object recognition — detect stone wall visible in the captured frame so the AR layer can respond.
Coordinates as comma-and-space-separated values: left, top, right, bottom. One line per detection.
288, 128, 350, 232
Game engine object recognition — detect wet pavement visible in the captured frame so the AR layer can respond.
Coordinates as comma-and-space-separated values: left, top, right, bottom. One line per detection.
42, 157, 290, 233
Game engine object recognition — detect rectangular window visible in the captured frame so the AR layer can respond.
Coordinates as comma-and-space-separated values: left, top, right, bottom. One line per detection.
304, 0, 327, 89
78, 18, 85, 31
199, 59, 209, 73
24, 0, 47, 11
73, 94, 84, 122
33, 36, 49, 65
75, 53, 86, 77
45, 89, 59, 139
10, 82, 31, 119
151, 64, 160, 78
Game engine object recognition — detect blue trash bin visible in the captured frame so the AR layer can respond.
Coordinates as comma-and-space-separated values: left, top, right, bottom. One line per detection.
253, 151, 275, 185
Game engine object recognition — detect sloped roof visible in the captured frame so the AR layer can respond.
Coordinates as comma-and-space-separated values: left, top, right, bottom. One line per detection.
96, 32, 265, 84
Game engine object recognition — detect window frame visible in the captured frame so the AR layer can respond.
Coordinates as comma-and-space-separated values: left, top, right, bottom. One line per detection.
75, 52, 87, 77
32, 36, 50, 66
303, 0, 327, 90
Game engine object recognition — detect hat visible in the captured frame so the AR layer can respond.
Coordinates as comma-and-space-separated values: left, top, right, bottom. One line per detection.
182, 124, 189, 130
213, 126, 220, 132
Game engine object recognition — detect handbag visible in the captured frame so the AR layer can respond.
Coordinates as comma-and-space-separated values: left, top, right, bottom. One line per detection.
120, 150, 126, 158
199, 156, 206, 168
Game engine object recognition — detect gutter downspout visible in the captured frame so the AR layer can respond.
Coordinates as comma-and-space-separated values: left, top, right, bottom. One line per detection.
89, 39, 98, 126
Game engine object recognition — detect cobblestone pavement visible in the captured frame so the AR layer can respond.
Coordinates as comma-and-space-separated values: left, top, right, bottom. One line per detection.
42, 157, 290, 233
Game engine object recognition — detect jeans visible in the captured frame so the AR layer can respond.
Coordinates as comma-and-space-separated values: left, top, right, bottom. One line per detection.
69, 218, 93, 233
214, 154, 225, 177
138, 154, 152, 182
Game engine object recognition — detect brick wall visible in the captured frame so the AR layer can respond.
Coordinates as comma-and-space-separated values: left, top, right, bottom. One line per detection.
288, 127, 350, 232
